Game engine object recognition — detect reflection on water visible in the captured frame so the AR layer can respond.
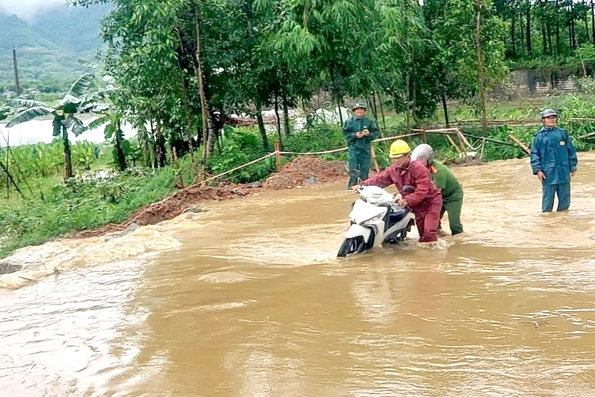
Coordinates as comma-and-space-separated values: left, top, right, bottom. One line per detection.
2, 153, 595, 396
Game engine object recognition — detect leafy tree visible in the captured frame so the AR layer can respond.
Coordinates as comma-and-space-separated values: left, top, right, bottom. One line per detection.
422, 0, 507, 128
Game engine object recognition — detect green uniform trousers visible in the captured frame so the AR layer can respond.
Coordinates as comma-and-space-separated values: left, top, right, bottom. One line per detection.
440, 196, 464, 235
347, 146, 371, 189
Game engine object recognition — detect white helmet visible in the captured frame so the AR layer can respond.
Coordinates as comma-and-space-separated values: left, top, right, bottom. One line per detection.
411, 143, 434, 165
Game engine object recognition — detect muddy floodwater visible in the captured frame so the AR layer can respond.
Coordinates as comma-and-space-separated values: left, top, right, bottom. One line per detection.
2, 153, 595, 396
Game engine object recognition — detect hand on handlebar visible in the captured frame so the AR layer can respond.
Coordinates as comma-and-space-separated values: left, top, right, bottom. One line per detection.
397, 198, 408, 207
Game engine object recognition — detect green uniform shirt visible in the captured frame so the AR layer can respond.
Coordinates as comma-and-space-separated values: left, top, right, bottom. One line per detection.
430, 161, 463, 202
342, 116, 379, 150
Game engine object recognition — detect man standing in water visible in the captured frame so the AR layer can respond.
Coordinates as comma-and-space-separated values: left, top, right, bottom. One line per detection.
530, 109, 578, 212
356, 139, 442, 242
411, 143, 464, 235
342, 102, 379, 190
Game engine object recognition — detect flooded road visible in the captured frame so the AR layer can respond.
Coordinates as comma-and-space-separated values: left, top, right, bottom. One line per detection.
2, 153, 595, 396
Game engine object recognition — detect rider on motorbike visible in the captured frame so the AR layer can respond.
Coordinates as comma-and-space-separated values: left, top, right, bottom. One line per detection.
355, 139, 442, 242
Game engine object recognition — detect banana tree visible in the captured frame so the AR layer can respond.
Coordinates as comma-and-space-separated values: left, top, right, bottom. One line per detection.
85, 105, 128, 171
6, 74, 96, 180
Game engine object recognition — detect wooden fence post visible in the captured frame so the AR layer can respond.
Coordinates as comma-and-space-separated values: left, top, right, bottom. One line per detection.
274, 141, 282, 172
370, 146, 380, 173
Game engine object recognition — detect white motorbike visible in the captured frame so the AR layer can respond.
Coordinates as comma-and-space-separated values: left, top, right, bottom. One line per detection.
337, 185, 415, 257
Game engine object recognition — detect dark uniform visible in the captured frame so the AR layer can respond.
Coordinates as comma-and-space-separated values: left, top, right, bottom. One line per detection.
530, 125, 578, 212
342, 113, 379, 189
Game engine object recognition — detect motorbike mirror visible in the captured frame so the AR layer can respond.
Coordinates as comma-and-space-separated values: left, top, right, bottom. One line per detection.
401, 185, 415, 193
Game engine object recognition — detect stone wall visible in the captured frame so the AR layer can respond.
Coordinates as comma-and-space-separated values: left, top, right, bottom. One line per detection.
488, 66, 590, 100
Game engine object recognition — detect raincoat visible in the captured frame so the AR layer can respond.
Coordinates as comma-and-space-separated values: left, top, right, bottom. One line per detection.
342, 116, 379, 189
530, 126, 578, 212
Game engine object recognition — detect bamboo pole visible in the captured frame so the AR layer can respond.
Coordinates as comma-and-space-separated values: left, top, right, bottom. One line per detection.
370, 146, 380, 173
507, 134, 531, 154
445, 134, 462, 154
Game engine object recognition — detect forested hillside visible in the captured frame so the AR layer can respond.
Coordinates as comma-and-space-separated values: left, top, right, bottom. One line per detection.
0, 4, 111, 93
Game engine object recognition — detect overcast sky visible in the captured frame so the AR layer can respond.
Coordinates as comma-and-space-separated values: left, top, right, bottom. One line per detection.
0, 0, 67, 21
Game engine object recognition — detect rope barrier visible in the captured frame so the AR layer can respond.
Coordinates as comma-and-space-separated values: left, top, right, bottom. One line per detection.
199, 152, 277, 185
192, 129, 483, 185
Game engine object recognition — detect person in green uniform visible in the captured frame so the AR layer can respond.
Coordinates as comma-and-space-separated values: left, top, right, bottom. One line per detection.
411, 143, 464, 235
342, 102, 379, 190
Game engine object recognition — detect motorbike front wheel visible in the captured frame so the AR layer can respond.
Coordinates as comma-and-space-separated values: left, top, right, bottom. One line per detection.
337, 236, 366, 257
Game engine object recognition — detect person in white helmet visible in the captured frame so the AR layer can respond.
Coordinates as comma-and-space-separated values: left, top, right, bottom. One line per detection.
411, 143, 464, 235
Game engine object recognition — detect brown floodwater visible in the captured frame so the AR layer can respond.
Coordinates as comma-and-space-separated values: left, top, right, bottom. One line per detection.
2, 153, 595, 396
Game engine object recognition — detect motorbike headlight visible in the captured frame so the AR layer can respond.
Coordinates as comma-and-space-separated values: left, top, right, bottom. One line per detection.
364, 213, 384, 223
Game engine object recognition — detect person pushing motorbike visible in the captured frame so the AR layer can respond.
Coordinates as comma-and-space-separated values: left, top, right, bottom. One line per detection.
411, 143, 464, 236
353, 139, 442, 242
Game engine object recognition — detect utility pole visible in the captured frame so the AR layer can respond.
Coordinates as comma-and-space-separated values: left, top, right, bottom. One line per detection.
13, 48, 21, 96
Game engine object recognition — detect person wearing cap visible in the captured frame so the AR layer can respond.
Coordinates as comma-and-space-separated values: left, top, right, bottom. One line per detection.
411, 143, 464, 235
530, 109, 578, 212
342, 102, 379, 189
355, 139, 442, 242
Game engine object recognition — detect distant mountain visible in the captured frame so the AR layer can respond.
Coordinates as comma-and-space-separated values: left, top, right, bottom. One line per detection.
0, 4, 111, 89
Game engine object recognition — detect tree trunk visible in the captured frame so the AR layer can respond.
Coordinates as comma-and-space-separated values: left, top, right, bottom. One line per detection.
556, 0, 561, 53
282, 92, 290, 137
115, 122, 127, 171
274, 96, 282, 147
194, 7, 211, 161
541, 23, 547, 54
546, 22, 553, 55
441, 91, 450, 128
405, 73, 411, 129
336, 95, 344, 126
541, 2, 548, 55
568, 18, 574, 51
520, 11, 525, 55
475, 0, 488, 134
511, 13, 516, 57
411, 70, 421, 127
585, 0, 590, 42
526, 3, 532, 55
155, 124, 166, 168
256, 108, 269, 150
591, 0, 595, 45
62, 125, 73, 180
378, 93, 387, 131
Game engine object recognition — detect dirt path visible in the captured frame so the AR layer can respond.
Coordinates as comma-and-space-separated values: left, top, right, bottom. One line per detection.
73, 156, 348, 238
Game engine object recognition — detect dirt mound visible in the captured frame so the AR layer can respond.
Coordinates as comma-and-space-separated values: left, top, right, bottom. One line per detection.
263, 155, 347, 190
73, 156, 347, 238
